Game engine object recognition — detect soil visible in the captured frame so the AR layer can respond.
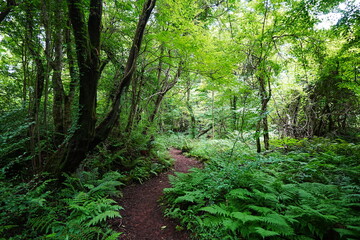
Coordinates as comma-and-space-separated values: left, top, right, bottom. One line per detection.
110, 148, 202, 240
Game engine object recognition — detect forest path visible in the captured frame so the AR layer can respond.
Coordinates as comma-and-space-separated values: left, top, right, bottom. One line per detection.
111, 148, 202, 240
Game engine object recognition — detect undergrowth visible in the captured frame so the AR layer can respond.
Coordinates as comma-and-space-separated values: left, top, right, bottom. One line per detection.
87, 133, 174, 184
0, 113, 175, 239
163, 136, 360, 239
0, 170, 123, 240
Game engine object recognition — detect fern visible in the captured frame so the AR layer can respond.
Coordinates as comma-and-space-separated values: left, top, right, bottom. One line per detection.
87, 210, 122, 226
231, 211, 262, 223
254, 227, 280, 238
163, 137, 360, 239
24, 171, 124, 240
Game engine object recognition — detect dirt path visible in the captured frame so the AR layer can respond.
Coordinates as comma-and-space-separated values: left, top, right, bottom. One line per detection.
110, 148, 202, 240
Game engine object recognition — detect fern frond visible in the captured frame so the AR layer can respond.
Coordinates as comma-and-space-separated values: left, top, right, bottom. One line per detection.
231, 211, 261, 223
86, 210, 121, 226
228, 188, 253, 201
200, 204, 230, 217
253, 189, 278, 204
254, 227, 280, 238
174, 190, 205, 203
104, 232, 122, 240
89, 180, 122, 195
29, 214, 55, 233
222, 219, 240, 232
247, 205, 274, 215
0, 225, 17, 235
259, 213, 289, 227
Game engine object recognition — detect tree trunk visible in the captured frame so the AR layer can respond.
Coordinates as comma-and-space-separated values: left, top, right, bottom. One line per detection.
148, 65, 181, 126
41, 0, 51, 134
64, 18, 78, 132
93, 0, 156, 146
44, 0, 102, 175
186, 86, 196, 138
255, 120, 261, 153
231, 95, 238, 130
0, 0, 16, 23
257, 74, 271, 152
211, 90, 215, 139
25, 2, 46, 171
45, 0, 156, 176
291, 95, 301, 137
125, 66, 144, 134
51, 0, 66, 145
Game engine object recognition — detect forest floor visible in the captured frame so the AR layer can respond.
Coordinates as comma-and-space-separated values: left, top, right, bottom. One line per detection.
110, 148, 202, 240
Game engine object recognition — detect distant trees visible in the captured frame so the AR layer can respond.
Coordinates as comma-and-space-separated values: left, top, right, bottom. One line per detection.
158, 0, 359, 147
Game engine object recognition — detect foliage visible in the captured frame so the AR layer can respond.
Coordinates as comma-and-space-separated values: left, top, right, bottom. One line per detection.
163, 137, 360, 239
85, 132, 174, 184
0, 170, 123, 239
0, 108, 31, 179
0, 0, 359, 238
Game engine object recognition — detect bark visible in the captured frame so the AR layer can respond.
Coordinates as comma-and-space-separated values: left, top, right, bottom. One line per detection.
255, 0, 271, 152
231, 95, 238, 130
255, 120, 262, 153
45, 0, 156, 176
255, 74, 271, 152
93, 0, 156, 146
125, 66, 145, 134
291, 96, 301, 137
64, 18, 78, 131
186, 85, 196, 138
41, 0, 52, 136
51, 0, 66, 144
25, 2, 46, 170
260, 75, 271, 150
21, 42, 28, 102
197, 125, 214, 138
211, 90, 215, 139
148, 64, 182, 127
45, 0, 102, 175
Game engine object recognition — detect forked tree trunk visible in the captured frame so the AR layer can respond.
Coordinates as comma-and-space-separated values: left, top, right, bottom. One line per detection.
93, 0, 157, 146
44, 0, 102, 175
45, 0, 156, 176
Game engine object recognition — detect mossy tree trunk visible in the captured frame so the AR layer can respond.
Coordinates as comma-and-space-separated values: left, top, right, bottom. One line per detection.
44, 0, 156, 176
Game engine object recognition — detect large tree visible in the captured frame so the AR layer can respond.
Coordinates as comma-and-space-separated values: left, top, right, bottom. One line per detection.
45, 0, 156, 176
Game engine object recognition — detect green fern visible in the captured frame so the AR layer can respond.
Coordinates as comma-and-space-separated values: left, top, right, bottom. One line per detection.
254, 227, 280, 238
162, 137, 360, 240
25, 171, 123, 239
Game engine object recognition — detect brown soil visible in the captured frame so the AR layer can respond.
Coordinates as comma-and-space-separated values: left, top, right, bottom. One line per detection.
110, 148, 202, 240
